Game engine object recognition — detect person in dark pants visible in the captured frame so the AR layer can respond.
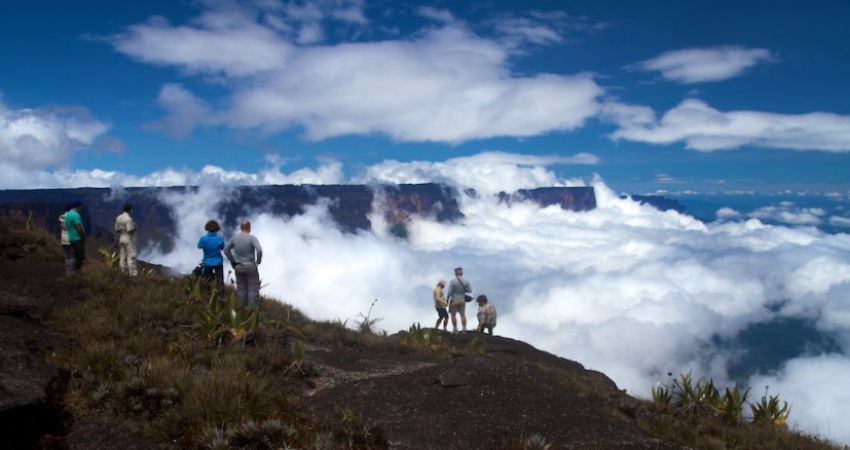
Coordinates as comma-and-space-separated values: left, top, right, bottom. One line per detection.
197, 220, 225, 298
224, 219, 263, 308
433, 279, 448, 331
64, 200, 86, 273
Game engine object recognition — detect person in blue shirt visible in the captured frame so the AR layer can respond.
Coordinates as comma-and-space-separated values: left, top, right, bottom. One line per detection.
197, 220, 225, 298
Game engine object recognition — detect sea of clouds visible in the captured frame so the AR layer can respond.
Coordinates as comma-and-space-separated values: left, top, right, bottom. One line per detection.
139, 155, 850, 445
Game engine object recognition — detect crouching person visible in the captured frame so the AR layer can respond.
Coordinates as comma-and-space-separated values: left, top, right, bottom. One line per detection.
476, 295, 497, 335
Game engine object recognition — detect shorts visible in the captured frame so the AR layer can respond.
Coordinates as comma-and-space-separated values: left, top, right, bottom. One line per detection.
449, 300, 465, 316
436, 307, 448, 319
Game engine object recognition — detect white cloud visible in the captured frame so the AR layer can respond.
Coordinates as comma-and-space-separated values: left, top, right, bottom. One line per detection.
749, 202, 826, 226
630, 46, 774, 84
417, 6, 455, 24
141, 158, 850, 445
0, 157, 344, 189
609, 99, 850, 152
750, 356, 850, 445
829, 216, 850, 228
353, 151, 596, 196
147, 84, 215, 138
110, 15, 295, 77
108, 5, 605, 143
493, 17, 563, 46
0, 100, 110, 171
716, 207, 742, 220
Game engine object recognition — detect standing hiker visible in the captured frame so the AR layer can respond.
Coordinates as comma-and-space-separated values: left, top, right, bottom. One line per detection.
433, 279, 448, 331
447, 267, 472, 333
197, 220, 225, 298
65, 200, 86, 273
114, 203, 138, 276
59, 203, 74, 275
224, 219, 263, 308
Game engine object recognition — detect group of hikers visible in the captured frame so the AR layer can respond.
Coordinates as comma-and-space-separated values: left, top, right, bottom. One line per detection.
60, 201, 138, 277
433, 267, 497, 335
196, 219, 264, 309
58, 201, 497, 334
58, 201, 263, 310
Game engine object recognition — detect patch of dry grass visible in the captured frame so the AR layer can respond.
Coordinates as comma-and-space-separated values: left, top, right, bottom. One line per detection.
0, 216, 64, 262
45, 258, 387, 450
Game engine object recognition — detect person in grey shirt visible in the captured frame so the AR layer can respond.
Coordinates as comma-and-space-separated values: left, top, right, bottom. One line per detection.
447, 267, 472, 333
224, 219, 263, 308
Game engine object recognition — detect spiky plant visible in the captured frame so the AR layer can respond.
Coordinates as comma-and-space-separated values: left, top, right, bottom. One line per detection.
522, 433, 554, 450
652, 382, 672, 409
285, 340, 307, 375
750, 393, 791, 428
98, 244, 119, 267
354, 299, 383, 334
716, 383, 751, 426
197, 426, 231, 450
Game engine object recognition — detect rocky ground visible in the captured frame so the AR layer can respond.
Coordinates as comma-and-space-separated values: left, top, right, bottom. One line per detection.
0, 251, 684, 450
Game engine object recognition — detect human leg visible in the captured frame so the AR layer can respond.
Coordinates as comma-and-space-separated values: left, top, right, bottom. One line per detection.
118, 242, 128, 274
70, 240, 85, 271
448, 301, 460, 333
63, 245, 74, 275
436, 307, 448, 330
214, 264, 225, 298
126, 240, 138, 276
246, 265, 260, 308
235, 267, 248, 306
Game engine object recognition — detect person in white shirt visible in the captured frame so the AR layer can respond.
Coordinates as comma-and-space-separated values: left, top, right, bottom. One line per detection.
114, 203, 138, 276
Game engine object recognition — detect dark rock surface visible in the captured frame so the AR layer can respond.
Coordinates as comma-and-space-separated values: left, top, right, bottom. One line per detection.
0, 258, 157, 450
303, 333, 683, 450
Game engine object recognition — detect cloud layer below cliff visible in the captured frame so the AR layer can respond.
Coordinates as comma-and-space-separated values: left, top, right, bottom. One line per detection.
138, 158, 850, 445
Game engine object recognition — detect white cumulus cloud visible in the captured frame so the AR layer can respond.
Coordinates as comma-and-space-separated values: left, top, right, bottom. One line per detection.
629, 46, 774, 84
0, 100, 110, 171
108, 3, 605, 143
609, 99, 850, 152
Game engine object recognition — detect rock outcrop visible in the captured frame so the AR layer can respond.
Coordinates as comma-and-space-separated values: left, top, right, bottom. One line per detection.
0, 184, 595, 252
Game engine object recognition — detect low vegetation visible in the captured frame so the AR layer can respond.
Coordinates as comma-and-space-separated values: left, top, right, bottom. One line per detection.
44, 256, 387, 449
3, 216, 846, 450
540, 362, 840, 450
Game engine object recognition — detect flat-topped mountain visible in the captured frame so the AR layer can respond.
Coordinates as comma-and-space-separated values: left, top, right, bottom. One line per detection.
0, 184, 596, 251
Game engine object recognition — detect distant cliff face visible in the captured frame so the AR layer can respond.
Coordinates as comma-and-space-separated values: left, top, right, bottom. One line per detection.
0, 184, 595, 251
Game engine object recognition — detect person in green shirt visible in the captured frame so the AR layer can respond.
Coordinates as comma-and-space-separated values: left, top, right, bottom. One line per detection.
65, 200, 86, 272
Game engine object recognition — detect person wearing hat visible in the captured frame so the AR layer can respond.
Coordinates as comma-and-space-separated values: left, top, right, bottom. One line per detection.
114, 203, 138, 276
65, 200, 86, 273
433, 279, 448, 331
476, 294, 497, 335
447, 266, 472, 333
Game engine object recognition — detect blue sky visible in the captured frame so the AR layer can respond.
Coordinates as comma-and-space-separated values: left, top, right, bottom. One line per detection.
1, 0, 849, 194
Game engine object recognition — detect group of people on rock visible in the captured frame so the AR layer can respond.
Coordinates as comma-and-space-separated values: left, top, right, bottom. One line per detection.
433, 267, 497, 335
197, 219, 263, 308
57, 201, 262, 310
57, 202, 497, 334
60, 201, 138, 277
